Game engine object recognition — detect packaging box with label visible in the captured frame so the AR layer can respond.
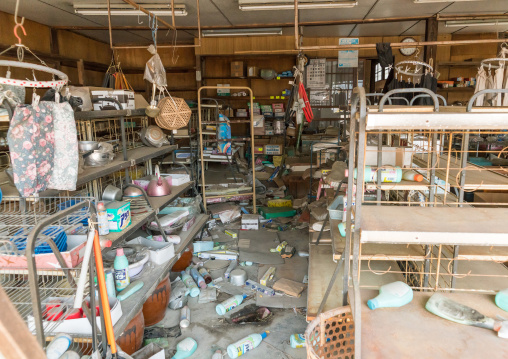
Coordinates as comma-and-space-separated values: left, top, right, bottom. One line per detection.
217, 84, 230, 96
265, 144, 282, 155
248, 66, 260, 77
106, 201, 131, 232
254, 145, 264, 154
287, 127, 297, 137
231, 61, 245, 77
91, 89, 135, 110
241, 214, 260, 230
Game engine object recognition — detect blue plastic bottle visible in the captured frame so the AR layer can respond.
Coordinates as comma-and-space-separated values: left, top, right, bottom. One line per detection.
180, 271, 200, 297
367, 281, 413, 310
495, 289, 508, 312
187, 267, 207, 289
227, 331, 269, 358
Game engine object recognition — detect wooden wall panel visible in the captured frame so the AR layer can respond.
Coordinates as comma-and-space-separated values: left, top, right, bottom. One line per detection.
0, 12, 50, 53
57, 31, 111, 64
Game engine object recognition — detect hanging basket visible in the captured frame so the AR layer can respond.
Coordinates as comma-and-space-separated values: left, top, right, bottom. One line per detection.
155, 96, 191, 130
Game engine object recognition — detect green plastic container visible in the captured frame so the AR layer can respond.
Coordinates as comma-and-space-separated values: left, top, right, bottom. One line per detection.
258, 206, 296, 219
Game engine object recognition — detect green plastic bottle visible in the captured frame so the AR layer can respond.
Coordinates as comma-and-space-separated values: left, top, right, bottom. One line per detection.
495, 289, 508, 312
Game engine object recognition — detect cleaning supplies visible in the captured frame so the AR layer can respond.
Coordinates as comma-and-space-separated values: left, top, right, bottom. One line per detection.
114, 248, 130, 291
367, 281, 413, 310
290, 334, 306, 348
180, 306, 191, 328
495, 289, 508, 312
117, 280, 144, 301
216, 294, 247, 315
46, 333, 73, 359
402, 170, 423, 182
198, 267, 212, 284
180, 271, 200, 297
188, 267, 206, 289
171, 337, 198, 359
426, 293, 500, 331
97, 202, 109, 235
227, 331, 269, 358
349, 166, 403, 183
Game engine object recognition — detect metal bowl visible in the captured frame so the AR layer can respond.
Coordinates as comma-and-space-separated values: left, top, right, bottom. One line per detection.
84, 151, 115, 167
123, 186, 144, 198
78, 141, 99, 152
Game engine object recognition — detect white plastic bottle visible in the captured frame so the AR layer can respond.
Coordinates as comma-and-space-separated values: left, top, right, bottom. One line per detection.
46, 333, 73, 359
348, 167, 403, 183
97, 202, 109, 235
216, 294, 247, 315
211, 350, 222, 359
402, 170, 423, 182
367, 281, 413, 310
227, 331, 269, 358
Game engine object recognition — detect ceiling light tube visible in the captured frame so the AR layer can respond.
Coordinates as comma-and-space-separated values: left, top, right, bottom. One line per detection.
202, 28, 283, 37
239, 1, 357, 10
414, 0, 487, 3
445, 19, 508, 27
74, 3, 187, 16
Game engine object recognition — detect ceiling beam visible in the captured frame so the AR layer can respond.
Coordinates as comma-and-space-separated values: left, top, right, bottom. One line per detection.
51, 13, 508, 32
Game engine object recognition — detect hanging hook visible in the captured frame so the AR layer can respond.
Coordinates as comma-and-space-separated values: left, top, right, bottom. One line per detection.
137, 5, 143, 24
14, 0, 25, 26
14, 23, 26, 45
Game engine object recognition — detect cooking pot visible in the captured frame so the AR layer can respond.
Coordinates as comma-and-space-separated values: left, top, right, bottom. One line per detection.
102, 185, 122, 201
146, 165, 171, 197
78, 141, 99, 152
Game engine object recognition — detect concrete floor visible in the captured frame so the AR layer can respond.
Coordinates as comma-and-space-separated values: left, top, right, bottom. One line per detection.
151, 227, 310, 358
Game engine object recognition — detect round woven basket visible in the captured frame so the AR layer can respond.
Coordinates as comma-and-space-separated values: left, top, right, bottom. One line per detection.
305, 306, 355, 359
155, 96, 191, 130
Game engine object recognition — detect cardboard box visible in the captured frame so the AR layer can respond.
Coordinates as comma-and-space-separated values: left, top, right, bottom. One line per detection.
273, 278, 306, 297
254, 145, 265, 154
231, 61, 244, 77
286, 127, 297, 137
241, 214, 260, 230
255, 138, 270, 146
247, 66, 259, 77
91, 89, 135, 110
175, 128, 189, 136
106, 201, 131, 232
254, 127, 265, 135
474, 192, 508, 206
265, 144, 282, 155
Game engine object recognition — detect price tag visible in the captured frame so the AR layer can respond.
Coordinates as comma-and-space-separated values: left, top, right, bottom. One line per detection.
253, 97, 255, 99
276, 96, 280, 99
270, 96, 274, 99
281, 96, 285, 100
276, 77, 281, 80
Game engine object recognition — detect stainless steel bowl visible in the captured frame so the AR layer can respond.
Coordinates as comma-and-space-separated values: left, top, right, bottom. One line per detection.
78, 141, 99, 152
84, 151, 115, 167
102, 185, 123, 201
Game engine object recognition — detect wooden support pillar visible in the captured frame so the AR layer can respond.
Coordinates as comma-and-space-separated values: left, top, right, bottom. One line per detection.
424, 17, 438, 66
50, 28, 61, 70
77, 59, 86, 85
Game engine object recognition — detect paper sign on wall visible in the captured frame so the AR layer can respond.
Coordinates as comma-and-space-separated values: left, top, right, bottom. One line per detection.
306, 58, 326, 88
338, 38, 359, 68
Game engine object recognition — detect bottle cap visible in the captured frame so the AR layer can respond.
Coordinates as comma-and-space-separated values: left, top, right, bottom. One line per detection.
260, 331, 269, 339
414, 174, 423, 182
367, 298, 378, 310
97, 202, 105, 210
242, 294, 248, 299
116, 248, 124, 256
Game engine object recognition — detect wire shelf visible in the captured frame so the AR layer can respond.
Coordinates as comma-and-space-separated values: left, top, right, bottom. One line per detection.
0, 195, 93, 256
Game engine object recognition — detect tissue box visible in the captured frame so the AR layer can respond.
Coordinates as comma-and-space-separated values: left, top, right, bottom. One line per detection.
106, 201, 131, 232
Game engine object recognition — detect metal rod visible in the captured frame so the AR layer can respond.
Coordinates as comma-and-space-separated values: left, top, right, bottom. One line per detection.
119, 116, 128, 162
107, 0, 113, 49
121, 0, 175, 30
317, 253, 345, 316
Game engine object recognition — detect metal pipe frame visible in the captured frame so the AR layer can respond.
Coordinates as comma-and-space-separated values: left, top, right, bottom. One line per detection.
197, 86, 257, 213
112, 0, 201, 49
378, 88, 439, 112
410, 93, 447, 106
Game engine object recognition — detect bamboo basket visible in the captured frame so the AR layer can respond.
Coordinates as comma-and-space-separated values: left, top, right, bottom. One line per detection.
305, 306, 355, 359
155, 96, 191, 130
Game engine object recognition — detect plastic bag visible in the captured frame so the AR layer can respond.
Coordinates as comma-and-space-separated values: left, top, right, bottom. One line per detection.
169, 278, 189, 310
143, 44, 167, 88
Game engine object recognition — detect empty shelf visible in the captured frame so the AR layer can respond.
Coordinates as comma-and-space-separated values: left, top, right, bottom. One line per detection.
361, 206, 508, 246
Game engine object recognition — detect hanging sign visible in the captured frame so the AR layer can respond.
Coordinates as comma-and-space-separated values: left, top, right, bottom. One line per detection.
338, 38, 359, 68
306, 58, 326, 88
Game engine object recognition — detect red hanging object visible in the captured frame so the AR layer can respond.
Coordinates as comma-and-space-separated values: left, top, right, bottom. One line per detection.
298, 82, 313, 122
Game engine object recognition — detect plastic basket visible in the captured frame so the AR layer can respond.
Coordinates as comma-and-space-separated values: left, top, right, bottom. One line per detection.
155, 96, 192, 130
305, 306, 355, 359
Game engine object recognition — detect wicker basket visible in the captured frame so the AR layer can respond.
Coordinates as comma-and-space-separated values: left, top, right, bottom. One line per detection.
305, 306, 355, 359
155, 96, 191, 130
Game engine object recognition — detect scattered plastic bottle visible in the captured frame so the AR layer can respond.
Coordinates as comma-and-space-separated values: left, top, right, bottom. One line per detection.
367, 281, 413, 310
114, 248, 130, 292
338, 222, 354, 237
211, 350, 222, 359
46, 333, 73, 359
347, 166, 402, 183
171, 337, 198, 359
227, 331, 269, 358
97, 202, 109, 235
216, 294, 247, 315
180, 271, 200, 297
402, 170, 423, 182
495, 289, 508, 312
180, 306, 190, 328
198, 267, 213, 284
290, 334, 306, 348
188, 267, 207, 289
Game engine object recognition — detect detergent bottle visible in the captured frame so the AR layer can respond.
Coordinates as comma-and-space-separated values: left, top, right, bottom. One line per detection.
216, 294, 247, 315
227, 331, 269, 358
367, 281, 413, 310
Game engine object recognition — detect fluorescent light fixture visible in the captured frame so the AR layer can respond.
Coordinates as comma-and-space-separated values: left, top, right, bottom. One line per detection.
414, 0, 487, 2
74, 3, 187, 16
445, 19, 508, 27
202, 28, 283, 37
239, 1, 357, 10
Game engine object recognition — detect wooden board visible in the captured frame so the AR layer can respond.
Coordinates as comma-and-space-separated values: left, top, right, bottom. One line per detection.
413, 154, 508, 190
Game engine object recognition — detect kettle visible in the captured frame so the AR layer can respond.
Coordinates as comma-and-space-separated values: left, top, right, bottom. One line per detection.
146, 165, 171, 197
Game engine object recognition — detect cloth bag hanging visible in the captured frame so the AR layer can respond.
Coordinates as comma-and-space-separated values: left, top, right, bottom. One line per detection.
48, 98, 79, 191
7, 102, 55, 197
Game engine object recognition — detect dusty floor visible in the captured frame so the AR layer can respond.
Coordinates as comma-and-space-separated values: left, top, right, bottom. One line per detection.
150, 228, 310, 358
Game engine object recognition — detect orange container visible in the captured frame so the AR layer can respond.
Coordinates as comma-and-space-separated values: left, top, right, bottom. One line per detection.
171, 244, 193, 272
142, 274, 171, 326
